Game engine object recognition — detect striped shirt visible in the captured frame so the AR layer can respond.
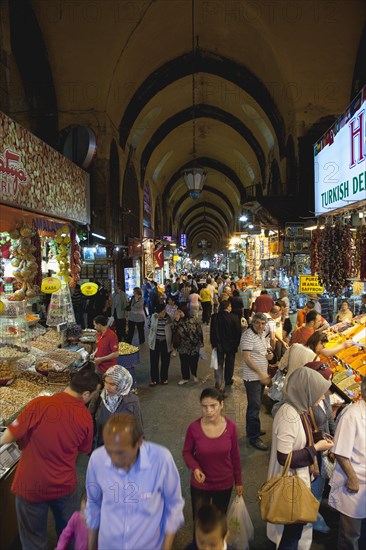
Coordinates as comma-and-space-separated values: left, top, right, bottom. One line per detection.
241, 327, 270, 381
156, 317, 167, 339
239, 288, 252, 309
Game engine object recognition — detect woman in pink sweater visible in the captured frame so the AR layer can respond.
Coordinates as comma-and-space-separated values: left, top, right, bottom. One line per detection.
183, 388, 243, 519
55, 492, 88, 550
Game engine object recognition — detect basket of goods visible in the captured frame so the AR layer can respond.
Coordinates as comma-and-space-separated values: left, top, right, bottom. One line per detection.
16, 353, 36, 371
0, 361, 16, 386
35, 358, 66, 376
66, 323, 83, 342
26, 313, 40, 326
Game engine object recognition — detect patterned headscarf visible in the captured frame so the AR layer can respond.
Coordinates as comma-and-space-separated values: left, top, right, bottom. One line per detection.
101, 365, 133, 413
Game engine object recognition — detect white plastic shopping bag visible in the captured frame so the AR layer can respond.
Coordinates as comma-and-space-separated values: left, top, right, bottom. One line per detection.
107, 316, 115, 327
210, 348, 218, 370
226, 496, 254, 550
199, 347, 208, 360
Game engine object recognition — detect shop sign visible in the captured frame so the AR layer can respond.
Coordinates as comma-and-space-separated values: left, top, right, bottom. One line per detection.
180, 234, 187, 247
143, 183, 152, 228
41, 277, 62, 294
314, 86, 366, 215
173, 254, 179, 262
81, 282, 98, 296
299, 275, 324, 294
0, 148, 28, 199
0, 111, 90, 224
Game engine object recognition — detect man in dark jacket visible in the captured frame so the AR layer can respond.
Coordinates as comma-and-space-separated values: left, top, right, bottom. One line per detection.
210, 300, 241, 391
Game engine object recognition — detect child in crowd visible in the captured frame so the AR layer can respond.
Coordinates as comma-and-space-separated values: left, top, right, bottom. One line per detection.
185, 503, 235, 550
55, 491, 88, 550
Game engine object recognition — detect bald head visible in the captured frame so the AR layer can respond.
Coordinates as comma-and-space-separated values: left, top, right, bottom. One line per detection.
103, 413, 143, 447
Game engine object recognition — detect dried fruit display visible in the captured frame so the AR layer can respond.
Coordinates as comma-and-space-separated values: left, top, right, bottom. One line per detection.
69, 227, 81, 288
118, 342, 139, 355
55, 225, 71, 281
318, 220, 356, 294
310, 228, 322, 276
7, 220, 40, 300
355, 226, 366, 281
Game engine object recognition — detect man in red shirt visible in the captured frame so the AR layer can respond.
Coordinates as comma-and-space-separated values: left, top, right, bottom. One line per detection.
296, 301, 329, 332
290, 310, 322, 345
0, 369, 99, 549
91, 315, 119, 374
252, 290, 274, 314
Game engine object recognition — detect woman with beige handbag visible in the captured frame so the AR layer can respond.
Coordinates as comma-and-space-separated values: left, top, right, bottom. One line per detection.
266, 368, 334, 549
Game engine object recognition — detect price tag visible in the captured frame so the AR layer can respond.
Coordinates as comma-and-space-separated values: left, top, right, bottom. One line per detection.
41, 277, 62, 294
81, 282, 98, 296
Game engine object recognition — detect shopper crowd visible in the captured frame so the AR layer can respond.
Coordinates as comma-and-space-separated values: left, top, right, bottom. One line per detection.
1, 272, 365, 550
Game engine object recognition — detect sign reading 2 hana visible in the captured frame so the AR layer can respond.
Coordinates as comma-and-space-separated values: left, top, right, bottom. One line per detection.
299, 276, 324, 294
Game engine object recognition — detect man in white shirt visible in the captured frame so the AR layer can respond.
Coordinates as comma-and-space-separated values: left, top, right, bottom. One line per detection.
241, 313, 273, 451
328, 377, 366, 550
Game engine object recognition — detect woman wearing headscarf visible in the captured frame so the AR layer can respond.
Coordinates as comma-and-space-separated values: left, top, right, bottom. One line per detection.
94, 365, 143, 448
267, 368, 334, 550
304, 362, 335, 534
173, 304, 204, 385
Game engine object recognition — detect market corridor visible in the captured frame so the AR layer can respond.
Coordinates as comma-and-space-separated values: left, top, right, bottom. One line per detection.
36, 326, 343, 550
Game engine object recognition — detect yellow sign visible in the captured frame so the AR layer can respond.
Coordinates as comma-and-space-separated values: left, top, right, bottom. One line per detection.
173, 255, 179, 262
81, 282, 98, 296
41, 277, 62, 294
0, 301, 4, 314
299, 276, 324, 294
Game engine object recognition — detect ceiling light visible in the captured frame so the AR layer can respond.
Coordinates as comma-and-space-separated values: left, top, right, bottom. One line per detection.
239, 215, 248, 222
181, 0, 206, 199
304, 220, 318, 231
91, 232, 106, 240
248, 224, 254, 229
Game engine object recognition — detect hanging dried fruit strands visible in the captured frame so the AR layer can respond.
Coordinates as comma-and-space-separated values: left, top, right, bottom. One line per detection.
8, 221, 40, 300
31, 219, 42, 289
55, 225, 71, 282
69, 227, 81, 288
355, 226, 366, 281
310, 227, 322, 275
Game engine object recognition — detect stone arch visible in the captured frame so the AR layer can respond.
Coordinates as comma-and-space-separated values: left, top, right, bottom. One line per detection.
118, 50, 286, 156
122, 152, 141, 242
154, 198, 162, 236
269, 159, 281, 195
8, 0, 58, 146
286, 135, 297, 194
109, 140, 122, 243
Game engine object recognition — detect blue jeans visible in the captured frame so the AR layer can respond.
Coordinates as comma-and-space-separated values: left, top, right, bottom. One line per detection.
16, 489, 78, 550
244, 379, 264, 441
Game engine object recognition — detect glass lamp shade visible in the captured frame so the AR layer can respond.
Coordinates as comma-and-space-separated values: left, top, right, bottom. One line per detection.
182, 168, 207, 199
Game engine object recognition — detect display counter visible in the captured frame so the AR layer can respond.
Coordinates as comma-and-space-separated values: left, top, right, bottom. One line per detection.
321, 315, 366, 402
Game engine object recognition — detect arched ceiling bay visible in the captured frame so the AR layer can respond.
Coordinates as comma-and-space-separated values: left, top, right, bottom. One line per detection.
146, 119, 260, 195
186, 222, 223, 243
180, 202, 230, 231
190, 227, 220, 243
164, 161, 243, 205
185, 212, 226, 235
129, 74, 276, 168
172, 186, 235, 219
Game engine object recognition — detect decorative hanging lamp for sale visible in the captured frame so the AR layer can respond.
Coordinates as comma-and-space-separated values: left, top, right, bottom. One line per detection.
181, 0, 207, 199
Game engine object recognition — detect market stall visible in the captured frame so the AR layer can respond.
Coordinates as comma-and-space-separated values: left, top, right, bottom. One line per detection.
320, 314, 366, 402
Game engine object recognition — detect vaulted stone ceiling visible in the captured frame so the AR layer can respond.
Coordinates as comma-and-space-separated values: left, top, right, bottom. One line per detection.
3, 0, 365, 252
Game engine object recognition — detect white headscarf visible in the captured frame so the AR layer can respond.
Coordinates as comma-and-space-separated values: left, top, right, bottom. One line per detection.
101, 365, 133, 413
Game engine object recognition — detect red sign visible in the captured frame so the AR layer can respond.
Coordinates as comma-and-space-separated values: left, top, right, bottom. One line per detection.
0, 148, 28, 198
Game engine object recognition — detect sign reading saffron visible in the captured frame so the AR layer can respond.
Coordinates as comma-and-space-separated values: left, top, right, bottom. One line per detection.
314, 86, 366, 215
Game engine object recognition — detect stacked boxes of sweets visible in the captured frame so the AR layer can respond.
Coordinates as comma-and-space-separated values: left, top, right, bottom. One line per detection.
321, 320, 366, 402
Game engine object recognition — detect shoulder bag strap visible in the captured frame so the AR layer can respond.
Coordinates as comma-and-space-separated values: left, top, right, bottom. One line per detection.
309, 407, 318, 432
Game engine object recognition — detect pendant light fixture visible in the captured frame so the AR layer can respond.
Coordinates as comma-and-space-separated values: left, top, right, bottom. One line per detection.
181, 0, 207, 199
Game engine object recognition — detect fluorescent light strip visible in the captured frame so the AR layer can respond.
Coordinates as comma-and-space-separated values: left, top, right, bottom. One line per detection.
91, 233, 106, 240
